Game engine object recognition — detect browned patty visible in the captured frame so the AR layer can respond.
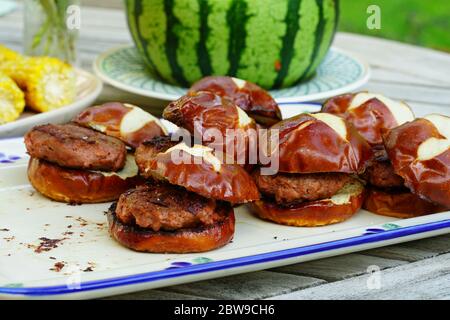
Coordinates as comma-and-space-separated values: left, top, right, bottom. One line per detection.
116, 182, 225, 232
135, 135, 178, 178
25, 123, 127, 171
253, 171, 353, 205
362, 160, 404, 188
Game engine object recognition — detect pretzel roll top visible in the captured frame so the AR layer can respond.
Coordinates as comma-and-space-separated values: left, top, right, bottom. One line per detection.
189, 76, 282, 126
322, 92, 415, 146
74, 102, 168, 148
270, 113, 373, 174
384, 114, 450, 207
135, 136, 260, 204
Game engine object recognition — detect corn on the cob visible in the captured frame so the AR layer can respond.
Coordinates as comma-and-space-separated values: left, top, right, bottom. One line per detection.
1, 56, 76, 113
0, 45, 22, 65
0, 72, 25, 124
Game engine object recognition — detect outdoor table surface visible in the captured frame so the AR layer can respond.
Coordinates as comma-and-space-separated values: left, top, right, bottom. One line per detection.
1, 5, 450, 300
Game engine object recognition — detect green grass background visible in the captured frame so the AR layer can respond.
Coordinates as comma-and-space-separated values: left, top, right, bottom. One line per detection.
338, 0, 450, 52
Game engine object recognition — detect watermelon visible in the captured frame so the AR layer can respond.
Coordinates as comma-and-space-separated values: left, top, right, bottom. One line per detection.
126, 0, 339, 89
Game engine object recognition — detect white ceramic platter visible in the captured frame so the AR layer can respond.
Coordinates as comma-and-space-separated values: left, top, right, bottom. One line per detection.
0, 103, 448, 300
0, 69, 103, 138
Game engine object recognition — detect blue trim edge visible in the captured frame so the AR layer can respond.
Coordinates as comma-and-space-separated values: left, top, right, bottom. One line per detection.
1, 219, 449, 296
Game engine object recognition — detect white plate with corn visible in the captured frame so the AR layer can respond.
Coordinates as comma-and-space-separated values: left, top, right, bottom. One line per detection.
0, 45, 103, 138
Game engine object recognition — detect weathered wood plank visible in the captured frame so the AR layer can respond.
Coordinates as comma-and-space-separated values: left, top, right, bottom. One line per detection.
270, 253, 407, 282
269, 253, 450, 300
103, 289, 205, 300
399, 234, 450, 254
335, 32, 450, 85
362, 245, 438, 262
363, 235, 450, 262
361, 81, 450, 105
163, 271, 325, 300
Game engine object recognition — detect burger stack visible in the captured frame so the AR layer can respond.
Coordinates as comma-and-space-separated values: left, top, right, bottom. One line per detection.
322, 92, 449, 218
23, 76, 450, 255
25, 102, 166, 204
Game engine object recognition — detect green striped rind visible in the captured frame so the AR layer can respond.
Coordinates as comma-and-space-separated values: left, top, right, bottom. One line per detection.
301, 0, 337, 80
125, 0, 158, 77
206, 0, 233, 75
126, 0, 338, 89
272, 0, 302, 88
197, 0, 212, 76
226, 0, 248, 77
172, 0, 202, 84
281, 0, 320, 87
137, 0, 175, 84
236, 0, 288, 88
164, 0, 189, 86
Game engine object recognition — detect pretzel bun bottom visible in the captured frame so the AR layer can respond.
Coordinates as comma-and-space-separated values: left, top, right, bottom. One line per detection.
363, 188, 448, 219
107, 203, 235, 253
28, 157, 142, 204
249, 181, 365, 227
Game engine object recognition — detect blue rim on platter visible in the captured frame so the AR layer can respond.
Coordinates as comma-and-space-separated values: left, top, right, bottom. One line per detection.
0, 219, 449, 296
94, 45, 371, 103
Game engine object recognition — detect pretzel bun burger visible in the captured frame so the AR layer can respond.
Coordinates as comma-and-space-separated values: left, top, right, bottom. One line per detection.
163, 91, 257, 165
322, 92, 447, 218
189, 76, 282, 126
25, 104, 167, 204
381, 114, 450, 211
249, 113, 372, 227
107, 136, 259, 253
73, 102, 168, 148
25, 124, 142, 203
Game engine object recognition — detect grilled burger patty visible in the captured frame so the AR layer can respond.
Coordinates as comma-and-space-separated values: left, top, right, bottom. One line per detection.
25, 123, 127, 171
253, 171, 353, 205
135, 136, 177, 177
362, 160, 404, 189
116, 182, 225, 232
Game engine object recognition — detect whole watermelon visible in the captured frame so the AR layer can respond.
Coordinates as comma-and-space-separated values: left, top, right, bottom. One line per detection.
126, 0, 339, 89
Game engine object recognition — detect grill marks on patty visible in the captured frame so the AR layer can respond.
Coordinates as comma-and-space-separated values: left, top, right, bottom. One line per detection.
135, 136, 177, 178
253, 171, 353, 205
25, 123, 127, 171
116, 183, 226, 231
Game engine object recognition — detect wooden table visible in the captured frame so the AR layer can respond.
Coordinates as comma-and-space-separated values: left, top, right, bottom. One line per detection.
1, 5, 450, 300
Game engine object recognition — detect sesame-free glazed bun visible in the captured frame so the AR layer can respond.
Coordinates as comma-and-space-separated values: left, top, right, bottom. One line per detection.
189, 76, 282, 126
269, 113, 373, 174
163, 91, 256, 133
322, 92, 415, 146
163, 91, 257, 163
107, 200, 235, 253
28, 155, 142, 204
135, 136, 260, 204
249, 179, 365, 227
364, 188, 447, 219
74, 102, 168, 148
384, 114, 450, 208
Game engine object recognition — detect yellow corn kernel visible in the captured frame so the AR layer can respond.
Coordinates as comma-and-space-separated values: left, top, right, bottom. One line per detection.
0, 45, 22, 65
0, 72, 25, 124
1, 56, 76, 113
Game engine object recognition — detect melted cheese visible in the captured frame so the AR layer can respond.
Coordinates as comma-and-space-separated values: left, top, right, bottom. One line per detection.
330, 180, 363, 205
417, 114, 450, 161
310, 113, 348, 140
231, 77, 246, 89
349, 92, 414, 125
93, 154, 138, 179
120, 104, 168, 135
163, 143, 222, 172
